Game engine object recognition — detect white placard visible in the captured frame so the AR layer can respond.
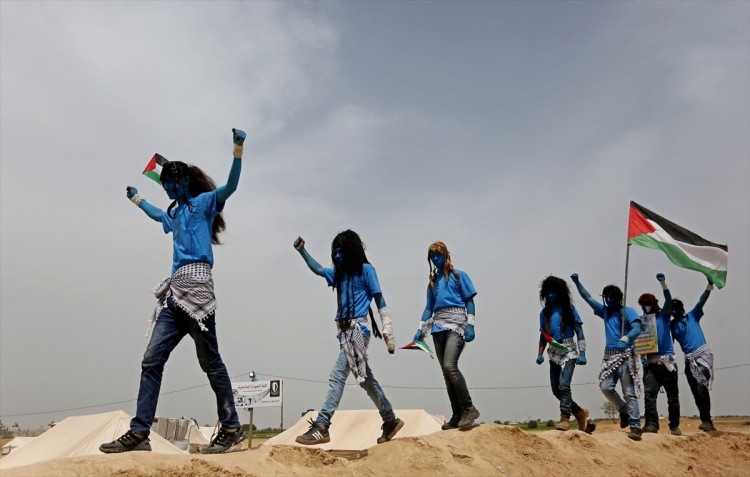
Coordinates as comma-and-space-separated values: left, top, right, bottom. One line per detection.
232, 380, 282, 408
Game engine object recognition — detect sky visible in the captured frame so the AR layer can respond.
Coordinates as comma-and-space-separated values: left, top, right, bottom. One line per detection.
1, 1, 748, 432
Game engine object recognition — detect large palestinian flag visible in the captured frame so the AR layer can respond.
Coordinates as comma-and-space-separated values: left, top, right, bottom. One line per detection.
628, 201, 728, 288
142, 153, 169, 184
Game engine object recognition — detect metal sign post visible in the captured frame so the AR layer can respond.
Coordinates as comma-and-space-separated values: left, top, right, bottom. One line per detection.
248, 408, 254, 450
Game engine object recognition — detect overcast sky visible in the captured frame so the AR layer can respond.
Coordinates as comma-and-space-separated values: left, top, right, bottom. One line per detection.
2, 1, 748, 431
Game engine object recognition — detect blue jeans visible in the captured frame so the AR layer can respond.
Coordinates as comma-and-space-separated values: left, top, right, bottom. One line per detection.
433, 330, 474, 418
600, 359, 640, 429
316, 339, 396, 429
131, 298, 240, 435
549, 361, 582, 417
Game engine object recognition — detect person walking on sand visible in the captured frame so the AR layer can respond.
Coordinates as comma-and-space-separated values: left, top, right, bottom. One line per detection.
292, 231, 403, 446
536, 275, 593, 433
100, 129, 247, 455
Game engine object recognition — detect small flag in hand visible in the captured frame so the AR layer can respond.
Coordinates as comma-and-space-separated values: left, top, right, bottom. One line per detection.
142, 154, 169, 184
400, 340, 435, 359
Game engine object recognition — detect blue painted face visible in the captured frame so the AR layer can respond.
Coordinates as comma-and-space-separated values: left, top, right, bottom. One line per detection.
603, 295, 618, 309
641, 305, 653, 315
333, 248, 344, 266
163, 181, 178, 200
429, 252, 445, 270
545, 292, 559, 305
163, 178, 189, 201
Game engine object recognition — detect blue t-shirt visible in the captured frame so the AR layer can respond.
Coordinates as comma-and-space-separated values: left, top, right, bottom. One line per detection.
539, 306, 583, 341
671, 307, 707, 354
650, 309, 675, 356
590, 302, 641, 349
426, 270, 477, 312
162, 190, 224, 273
322, 264, 382, 338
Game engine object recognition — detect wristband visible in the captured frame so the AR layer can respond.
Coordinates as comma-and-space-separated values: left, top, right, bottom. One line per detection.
577, 340, 586, 352
706, 283, 715, 291
620, 336, 630, 344
130, 194, 143, 207
233, 144, 243, 158
660, 281, 669, 290
467, 314, 475, 326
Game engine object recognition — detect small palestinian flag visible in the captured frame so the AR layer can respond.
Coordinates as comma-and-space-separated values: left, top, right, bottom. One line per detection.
400, 340, 435, 359
142, 153, 169, 184
628, 201, 728, 288
541, 331, 570, 352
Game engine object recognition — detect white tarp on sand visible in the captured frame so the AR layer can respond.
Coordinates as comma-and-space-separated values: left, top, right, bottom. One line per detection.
263, 409, 443, 451
1, 437, 36, 455
0, 410, 186, 470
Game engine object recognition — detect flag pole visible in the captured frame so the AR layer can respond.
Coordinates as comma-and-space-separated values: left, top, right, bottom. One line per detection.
623, 242, 631, 308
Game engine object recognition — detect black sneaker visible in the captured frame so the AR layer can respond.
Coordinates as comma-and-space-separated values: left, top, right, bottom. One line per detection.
203, 428, 247, 454
458, 406, 480, 429
377, 418, 404, 444
442, 415, 460, 430
628, 427, 643, 441
643, 423, 659, 433
295, 419, 330, 445
619, 411, 629, 429
99, 430, 151, 453
669, 427, 682, 436
698, 421, 717, 432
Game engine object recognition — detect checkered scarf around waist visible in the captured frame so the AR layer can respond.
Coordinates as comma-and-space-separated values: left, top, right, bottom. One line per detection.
421, 307, 467, 340
686, 344, 714, 389
646, 353, 678, 373
599, 347, 643, 397
148, 262, 216, 337
547, 337, 579, 366
337, 317, 369, 384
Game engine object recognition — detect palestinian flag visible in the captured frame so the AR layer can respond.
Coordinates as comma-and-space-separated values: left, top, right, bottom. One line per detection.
541, 331, 570, 352
142, 153, 169, 184
628, 201, 728, 288
400, 340, 434, 359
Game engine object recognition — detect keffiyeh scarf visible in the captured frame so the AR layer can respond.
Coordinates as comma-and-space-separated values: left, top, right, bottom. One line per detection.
599, 347, 644, 397
421, 307, 467, 339
148, 262, 216, 337
338, 317, 370, 384
686, 344, 714, 389
547, 337, 579, 366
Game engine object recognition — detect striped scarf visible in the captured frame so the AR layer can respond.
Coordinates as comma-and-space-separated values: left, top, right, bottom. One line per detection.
686, 344, 714, 389
598, 347, 644, 397
148, 262, 216, 337
338, 317, 369, 384
421, 307, 467, 339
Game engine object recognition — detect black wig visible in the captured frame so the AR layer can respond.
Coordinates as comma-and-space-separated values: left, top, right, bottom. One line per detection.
539, 275, 576, 334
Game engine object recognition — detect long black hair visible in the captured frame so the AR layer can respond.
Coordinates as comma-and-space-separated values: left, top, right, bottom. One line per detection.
602, 285, 624, 308
331, 230, 381, 338
161, 161, 226, 245
539, 275, 576, 334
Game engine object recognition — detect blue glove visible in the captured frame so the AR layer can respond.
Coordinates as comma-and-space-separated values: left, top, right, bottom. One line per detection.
613, 339, 629, 351
656, 273, 666, 282
536, 354, 544, 365
126, 186, 138, 199
232, 128, 246, 146
576, 351, 587, 365
570, 273, 579, 282
464, 324, 475, 343
413, 329, 423, 342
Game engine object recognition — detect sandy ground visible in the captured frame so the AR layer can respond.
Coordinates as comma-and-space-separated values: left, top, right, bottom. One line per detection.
3, 417, 750, 477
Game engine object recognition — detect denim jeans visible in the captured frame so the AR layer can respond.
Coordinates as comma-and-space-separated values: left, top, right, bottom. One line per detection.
685, 361, 712, 423
316, 338, 396, 429
600, 359, 640, 429
643, 362, 680, 429
130, 298, 240, 435
549, 361, 582, 417
433, 330, 473, 418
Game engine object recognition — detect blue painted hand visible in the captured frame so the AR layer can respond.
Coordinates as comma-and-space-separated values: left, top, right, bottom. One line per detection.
126, 186, 138, 199
464, 324, 475, 343
613, 339, 629, 351
656, 273, 666, 282
293, 236, 305, 251
413, 329, 423, 342
232, 128, 246, 146
570, 273, 579, 282
536, 354, 544, 365
576, 351, 587, 365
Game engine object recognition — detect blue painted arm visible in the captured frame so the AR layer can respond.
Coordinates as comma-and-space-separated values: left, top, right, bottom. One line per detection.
625, 321, 641, 341
693, 289, 711, 322
662, 288, 672, 317
574, 324, 585, 341
297, 247, 325, 277
374, 293, 387, 310
139, 200, 164, 223
215, 157, 242, 204
465, 297, 475, 316
571, 275, 603, 314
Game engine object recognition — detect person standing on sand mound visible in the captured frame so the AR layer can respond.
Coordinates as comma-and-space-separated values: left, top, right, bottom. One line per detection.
292, 231, 403, 446
100, 129, 248, 455
413, 241, 480, 430
535, 276, 593, 434
571, 273, 643, 441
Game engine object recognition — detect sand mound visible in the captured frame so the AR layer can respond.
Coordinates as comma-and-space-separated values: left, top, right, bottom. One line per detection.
4, 418, 749, 477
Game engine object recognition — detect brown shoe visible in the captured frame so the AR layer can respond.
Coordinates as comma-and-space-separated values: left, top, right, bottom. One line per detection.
556, 414, 571, 431
572, 408, 589, 431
